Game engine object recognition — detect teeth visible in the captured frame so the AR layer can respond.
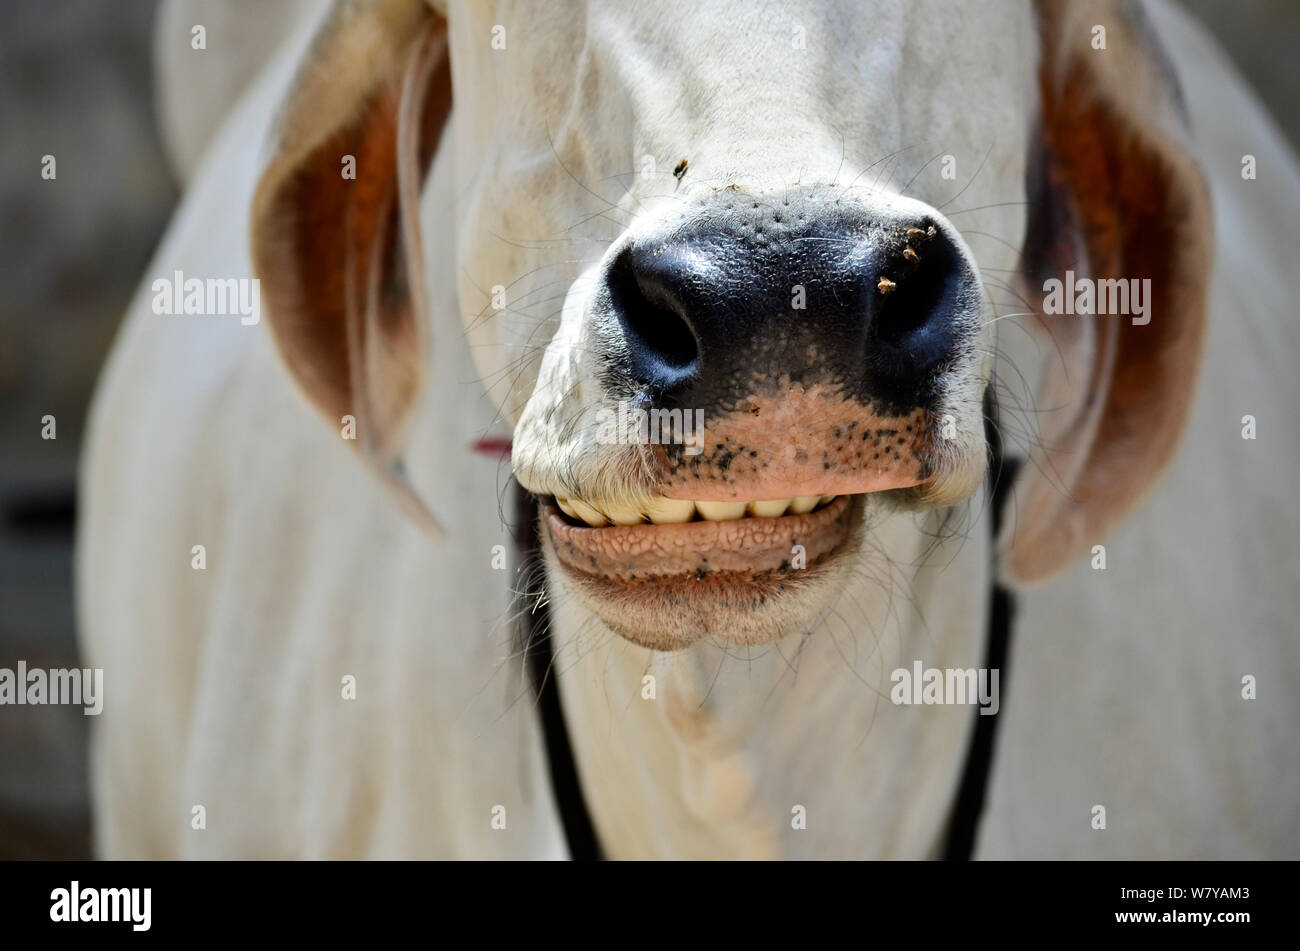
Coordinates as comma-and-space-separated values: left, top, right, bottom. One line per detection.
748, 498, 791, 518
556, 493, 840, 527
696, 500, 749, 521
645, 497, 696, 524
602, 501, 646, 526
566, 498, 608, 527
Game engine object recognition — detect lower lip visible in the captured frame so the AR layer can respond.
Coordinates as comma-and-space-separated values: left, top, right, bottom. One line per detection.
542, 494, 857, 581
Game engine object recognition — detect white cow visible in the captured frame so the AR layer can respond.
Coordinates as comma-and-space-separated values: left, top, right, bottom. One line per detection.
78, 0, 1300, 858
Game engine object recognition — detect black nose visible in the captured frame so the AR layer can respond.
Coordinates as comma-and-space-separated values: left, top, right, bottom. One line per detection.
595, 191, 976, 413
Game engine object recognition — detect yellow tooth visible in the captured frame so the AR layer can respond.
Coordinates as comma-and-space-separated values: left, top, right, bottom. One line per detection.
601, 501, 645, 526
645, 497, 696, 524
556, 497, 578, 519
567, 499, 608, 527
696, 500, 748, 521
789, 496, 819, 514
748, 498, 791, 518
819, 495, 837, 507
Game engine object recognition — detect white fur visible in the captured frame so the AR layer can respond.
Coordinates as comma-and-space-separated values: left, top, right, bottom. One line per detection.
79, 6, 563, 858
153, 0, 319, 183
78, 0, 1299, 858
977, 0, 1300, 858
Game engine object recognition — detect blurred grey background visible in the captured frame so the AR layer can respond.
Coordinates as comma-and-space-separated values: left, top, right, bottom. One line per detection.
0, 0, 1295, 859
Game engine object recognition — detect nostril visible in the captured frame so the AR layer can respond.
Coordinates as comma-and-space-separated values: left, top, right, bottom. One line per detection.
607, 248, 701, 389
871, 224, 964, 356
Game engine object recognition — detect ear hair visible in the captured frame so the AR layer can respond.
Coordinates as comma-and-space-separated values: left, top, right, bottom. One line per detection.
1002, 0, 1213, 585
250, 0, 450, 532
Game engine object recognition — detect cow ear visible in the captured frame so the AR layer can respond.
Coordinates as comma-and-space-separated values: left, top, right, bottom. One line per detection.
250, 0, 450, 501
1001, 0, 1213, 586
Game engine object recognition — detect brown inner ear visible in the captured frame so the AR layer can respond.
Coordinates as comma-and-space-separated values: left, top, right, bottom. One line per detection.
1004, 6, 1212, 585
253, 15, 451, 463
274, 91, 405, 433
